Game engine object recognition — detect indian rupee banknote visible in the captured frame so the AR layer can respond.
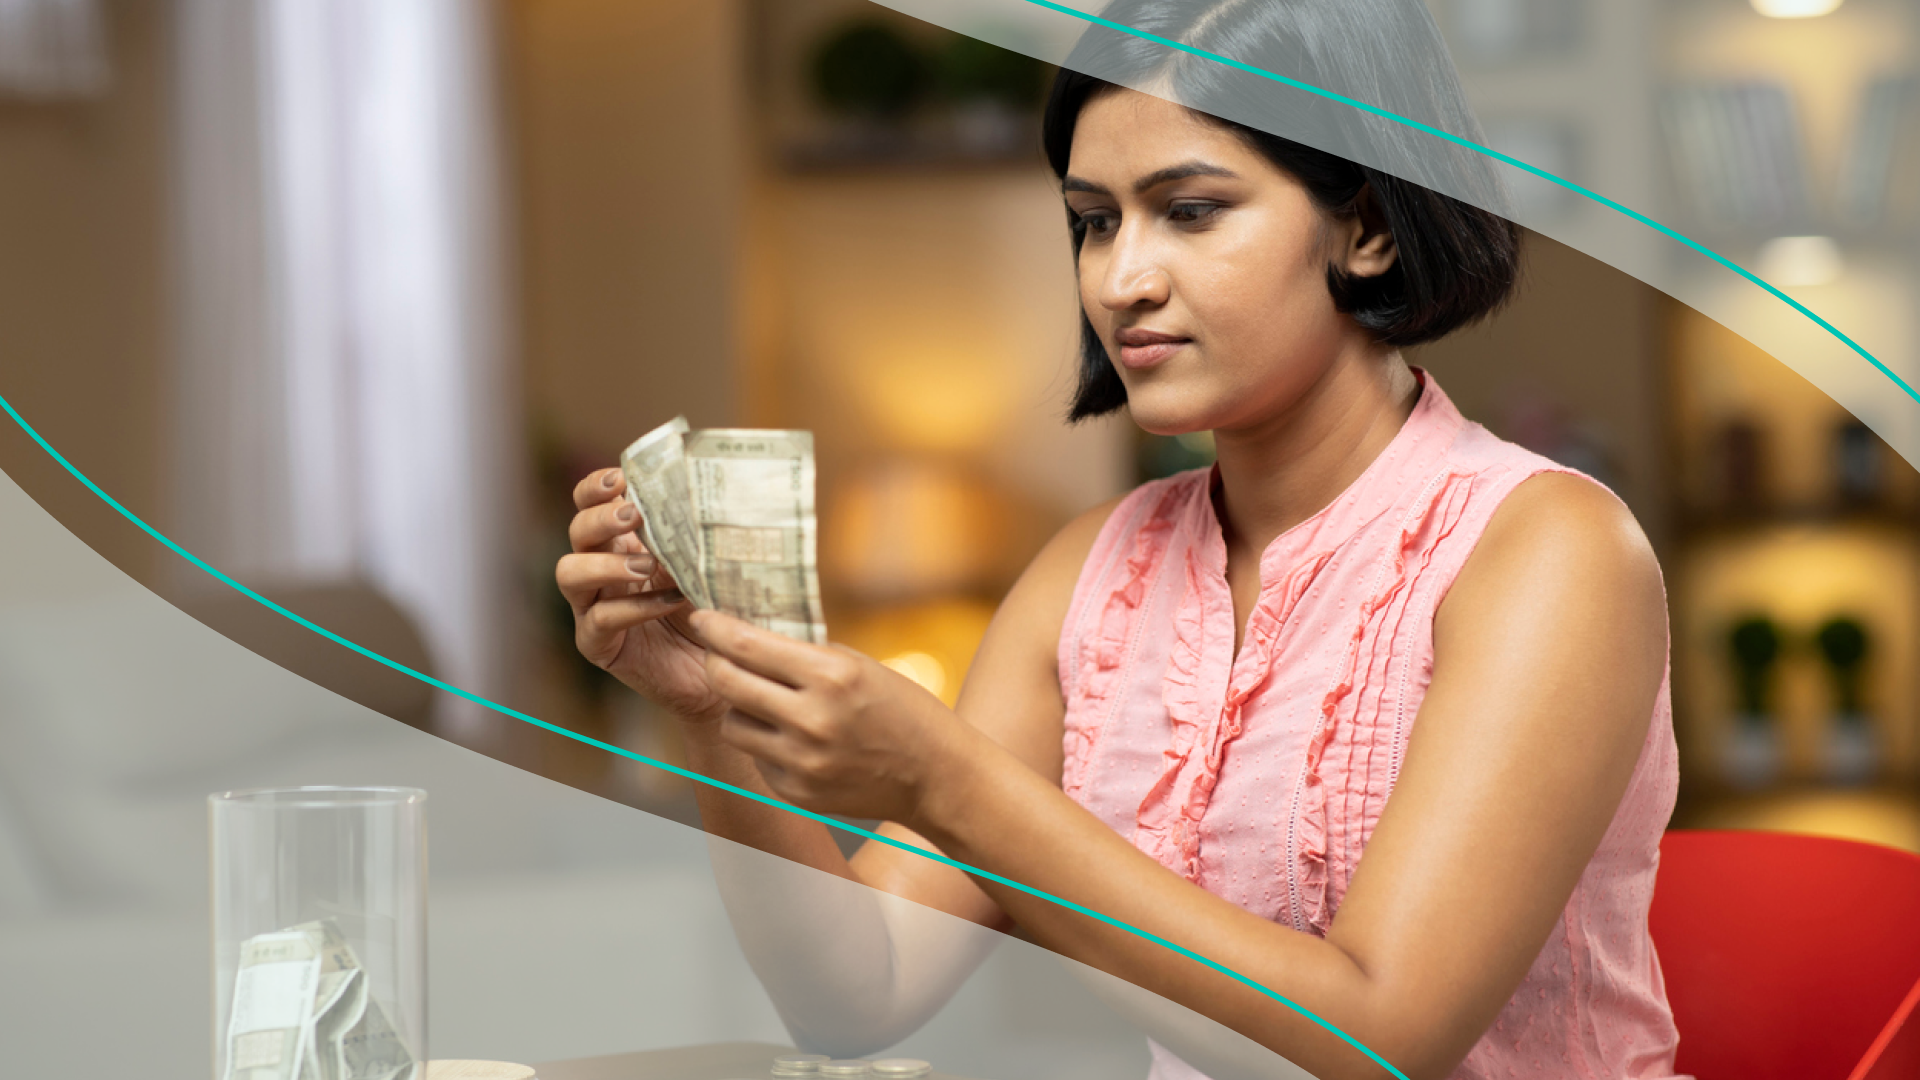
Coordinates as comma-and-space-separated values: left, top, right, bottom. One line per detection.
223, 920, 417, 1080
619, 417, 827, 643
225, 930, 323, 1080
617, 416, 711, 611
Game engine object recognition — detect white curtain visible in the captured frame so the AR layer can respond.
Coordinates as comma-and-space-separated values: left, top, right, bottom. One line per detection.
171, 0, 516, 737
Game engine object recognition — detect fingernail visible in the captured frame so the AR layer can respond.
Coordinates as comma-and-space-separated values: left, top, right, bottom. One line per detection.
626, 555, 653, 575
616, 504, 636, 523
601, 470, 618, 488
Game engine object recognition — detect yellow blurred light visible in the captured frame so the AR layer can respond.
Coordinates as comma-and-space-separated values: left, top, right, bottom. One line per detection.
1750, 0, 1844, 17
1756, 236, 1843, 287
856, 351, 1012, 454
1688, 791, 1920, 854
882, 650, 948, 699
826, 460, 1013, 600
1683, 525, 1913, 638
835, 598, 998, 708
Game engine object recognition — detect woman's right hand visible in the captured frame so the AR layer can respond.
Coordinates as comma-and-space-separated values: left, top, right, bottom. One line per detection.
556, 467, 730, 724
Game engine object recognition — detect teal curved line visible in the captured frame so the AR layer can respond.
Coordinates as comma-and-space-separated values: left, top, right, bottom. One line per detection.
0, 388, 1408, 1079
1017, 0, 1920, 407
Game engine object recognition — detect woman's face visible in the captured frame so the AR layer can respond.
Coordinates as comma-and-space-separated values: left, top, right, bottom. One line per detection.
1063, 88, 1396, 436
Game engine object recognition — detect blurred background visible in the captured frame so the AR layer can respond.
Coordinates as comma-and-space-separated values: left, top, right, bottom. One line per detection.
4, 0, 1920, 1075
2, 0, 1919, 957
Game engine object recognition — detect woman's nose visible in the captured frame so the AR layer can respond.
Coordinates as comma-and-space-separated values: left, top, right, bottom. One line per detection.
1096, 229, 1171, 311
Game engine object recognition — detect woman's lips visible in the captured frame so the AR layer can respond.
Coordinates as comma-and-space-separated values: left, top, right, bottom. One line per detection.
1115, 329, 1190, 370
1119, 341, 1184, 368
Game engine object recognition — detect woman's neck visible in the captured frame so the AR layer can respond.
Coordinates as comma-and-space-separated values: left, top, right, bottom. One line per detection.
1209, 350, 1420, 566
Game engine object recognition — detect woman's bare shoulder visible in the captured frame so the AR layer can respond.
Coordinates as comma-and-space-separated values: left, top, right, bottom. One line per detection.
1474, 471, 1658, 583
1439, 469, 1665, 667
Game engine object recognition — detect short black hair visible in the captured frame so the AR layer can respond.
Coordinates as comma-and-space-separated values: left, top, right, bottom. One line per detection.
1042, 0, 1524, 422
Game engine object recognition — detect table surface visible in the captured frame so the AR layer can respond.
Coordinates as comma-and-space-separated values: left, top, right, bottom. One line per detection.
534, 1042, 982, 1080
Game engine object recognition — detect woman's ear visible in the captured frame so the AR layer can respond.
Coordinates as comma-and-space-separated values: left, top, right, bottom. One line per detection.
1341, 182, 1398, 278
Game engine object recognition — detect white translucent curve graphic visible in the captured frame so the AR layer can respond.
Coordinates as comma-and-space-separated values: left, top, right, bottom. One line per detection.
867, 0, 1920, 469
708, 834, 1318, 1079
0, 390, 1355, 1078
0, 460, 1305, 1079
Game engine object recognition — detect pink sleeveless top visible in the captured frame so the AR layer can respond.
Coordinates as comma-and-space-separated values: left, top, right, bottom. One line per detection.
1057, 372, 1683, 1080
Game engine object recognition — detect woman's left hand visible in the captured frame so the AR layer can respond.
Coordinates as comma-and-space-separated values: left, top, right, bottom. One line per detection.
687, 608, 972, 824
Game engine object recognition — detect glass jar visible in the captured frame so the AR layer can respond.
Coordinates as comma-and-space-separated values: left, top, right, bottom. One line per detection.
210, 786, 428, 1080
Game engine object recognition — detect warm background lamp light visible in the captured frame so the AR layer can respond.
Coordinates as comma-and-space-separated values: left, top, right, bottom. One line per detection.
824, 460, 1019, 602
1750, 0, 1846, 17
1756, 236, 1844, 288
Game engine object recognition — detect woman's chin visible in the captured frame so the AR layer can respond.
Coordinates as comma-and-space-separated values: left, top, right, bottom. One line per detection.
1124, 397, 1217, 439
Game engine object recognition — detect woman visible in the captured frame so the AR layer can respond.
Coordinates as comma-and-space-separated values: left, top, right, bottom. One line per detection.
556, 3, 1680, 1077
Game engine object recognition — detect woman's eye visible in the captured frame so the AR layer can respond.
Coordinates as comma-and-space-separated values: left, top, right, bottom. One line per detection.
1169, 202, 1221, 225
1075, 210, 1116, 238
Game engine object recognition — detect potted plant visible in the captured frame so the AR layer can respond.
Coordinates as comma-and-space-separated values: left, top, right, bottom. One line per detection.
1721, 614, 1783, 789
808, 19, 929, 155
931, 33, 1048, 155
1815, 615, 1877, 784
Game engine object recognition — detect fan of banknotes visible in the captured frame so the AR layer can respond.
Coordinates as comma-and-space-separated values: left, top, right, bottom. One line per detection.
223, 919, 415, 1080
620, 417, 828, 644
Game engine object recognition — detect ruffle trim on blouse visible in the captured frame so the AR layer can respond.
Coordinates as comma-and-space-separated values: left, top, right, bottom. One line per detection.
1295, 469, 1477, 933
1061, 475, 1191, 801
1135, 521, 1335, 883
1132, 553, 1227, 879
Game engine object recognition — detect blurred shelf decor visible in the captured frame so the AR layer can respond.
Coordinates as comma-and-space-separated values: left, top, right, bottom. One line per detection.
1653, 0, 1920, 852
1666, 304, 1920, 838
751, 0, 1051, 171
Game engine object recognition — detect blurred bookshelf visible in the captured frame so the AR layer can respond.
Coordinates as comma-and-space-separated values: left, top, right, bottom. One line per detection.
1652, 0, 1920, 849
1432, 0, 1920, 848
1660, 296, 1920, 847
747, 0, 1051, 173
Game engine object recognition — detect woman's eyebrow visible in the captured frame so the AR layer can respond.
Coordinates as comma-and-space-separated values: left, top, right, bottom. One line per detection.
1131, 161, 1239, 193
1061, 161, 1240, 198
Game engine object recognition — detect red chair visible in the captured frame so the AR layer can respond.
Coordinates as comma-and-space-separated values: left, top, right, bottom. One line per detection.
1649, 829, 1920, 1080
